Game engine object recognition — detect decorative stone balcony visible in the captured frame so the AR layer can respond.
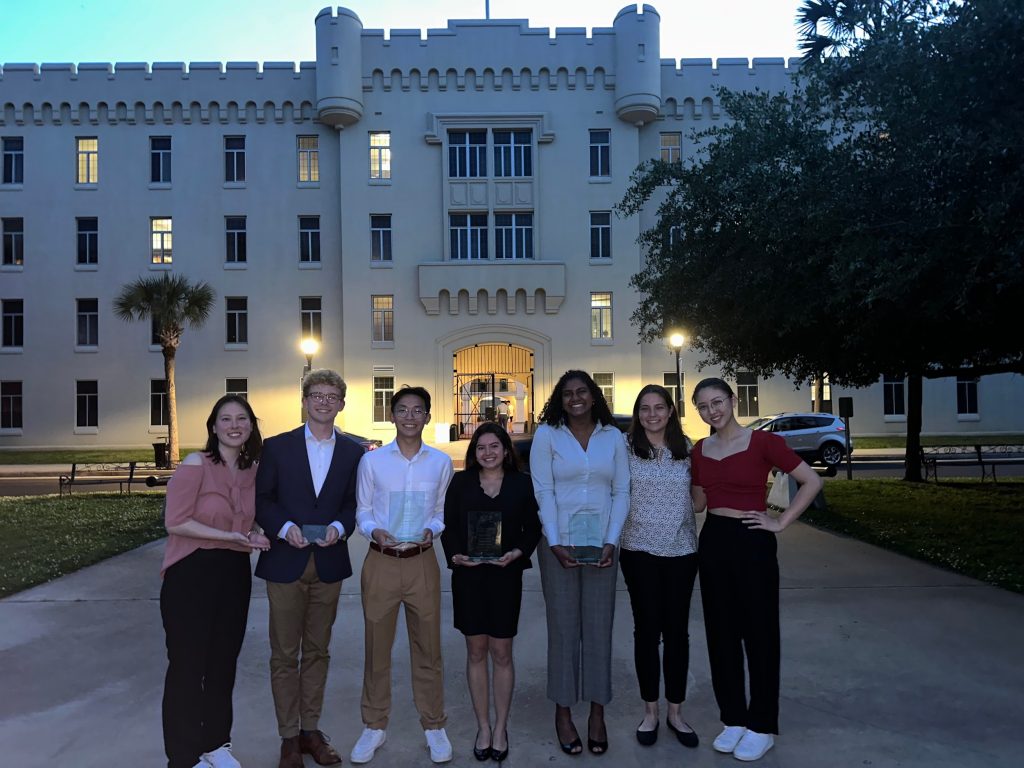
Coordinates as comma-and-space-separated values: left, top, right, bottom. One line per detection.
417, 261, 566, 315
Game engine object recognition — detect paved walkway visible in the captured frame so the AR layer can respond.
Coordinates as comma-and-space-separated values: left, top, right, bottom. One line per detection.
1, 515, 1022, 768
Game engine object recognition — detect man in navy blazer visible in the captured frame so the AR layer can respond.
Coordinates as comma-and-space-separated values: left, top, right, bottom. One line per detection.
256, 369, 364, 768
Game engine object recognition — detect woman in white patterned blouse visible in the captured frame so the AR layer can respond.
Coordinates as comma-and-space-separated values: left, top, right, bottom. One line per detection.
620, 384, 701, 750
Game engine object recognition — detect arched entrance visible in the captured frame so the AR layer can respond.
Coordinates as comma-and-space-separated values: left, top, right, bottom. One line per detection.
453, 343, 534, 438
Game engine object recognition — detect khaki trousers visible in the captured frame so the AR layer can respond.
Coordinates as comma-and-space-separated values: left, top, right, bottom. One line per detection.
360, 548, 446, 730
266, 554, 342, 738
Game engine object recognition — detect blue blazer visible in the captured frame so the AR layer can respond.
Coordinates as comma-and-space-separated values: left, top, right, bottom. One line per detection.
254, 426, 364, 584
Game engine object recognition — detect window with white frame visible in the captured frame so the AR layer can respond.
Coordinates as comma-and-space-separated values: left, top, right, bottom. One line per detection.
883, 375, 905, 416
299, 216, 320, 263
957, 377, 978, 416
371, 215, 392, 262
590, 211, 611, 259
226, 297, 247, 344
589, 129, 610, 177
225, 216, 246, 263
2, 218, 23, 266
371, 295, 394, 342
150, 136, 171, 183
590, 292, 612, 340
1, 381, 22, 429
225, 378, 248, 399
369, 131, 391, 179
297, 135, 319, 182
493, 130, 532, 177
449, 213, 488, 260
2, 299, 24, 348
301, 297, 322, 341
660, 132, 681, 163
76, 298, 98, 347
736, 371, 759, 417
663, 372, 684, 415
76, 380, 98, 428
77, 217, 98, 265
448, 130, 487, 178
2, 137, 23, 184
373, 370, 395, 423
150, 217, 172, 264
495, 212, 533, 260
151, 379, 170, 426
76, 137, 98, 184
593, 372, 614, 412
150, 316, 161, 346
224, 136, 245, 183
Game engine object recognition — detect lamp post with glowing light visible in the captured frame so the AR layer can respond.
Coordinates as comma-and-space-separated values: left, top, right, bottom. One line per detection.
299, 337, 320, 422
668, 332, 685, 418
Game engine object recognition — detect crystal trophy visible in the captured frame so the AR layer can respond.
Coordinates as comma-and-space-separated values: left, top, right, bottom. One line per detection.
466, 509, 503, 562
301, 524, 328, 543
568, 510, 604, 564
388, 490, 428, 542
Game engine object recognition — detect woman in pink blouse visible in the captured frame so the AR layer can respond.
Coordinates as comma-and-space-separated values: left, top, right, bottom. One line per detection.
160, 395, 270, 768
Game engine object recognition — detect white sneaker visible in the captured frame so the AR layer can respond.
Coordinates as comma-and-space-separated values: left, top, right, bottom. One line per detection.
201, 743, 241, 768
350, 728, 386, 764
712, 725, 747, 753
425, 727, 453, 763
733, 730, 774, 761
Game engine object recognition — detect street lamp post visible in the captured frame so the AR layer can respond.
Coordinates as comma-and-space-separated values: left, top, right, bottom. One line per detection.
669, 333, 685, 418
299, 338, 320, 422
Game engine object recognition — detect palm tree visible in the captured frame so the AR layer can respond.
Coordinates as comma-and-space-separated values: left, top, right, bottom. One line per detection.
114, 274, 216, 466
797, 0, 941, 61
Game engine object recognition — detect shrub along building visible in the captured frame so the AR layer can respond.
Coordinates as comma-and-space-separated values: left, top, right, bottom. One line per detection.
1, 4, 1021, 450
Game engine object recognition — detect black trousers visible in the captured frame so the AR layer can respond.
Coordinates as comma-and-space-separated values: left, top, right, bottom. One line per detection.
161, 548, 252, 768
698, 514, 780, 734
619, 548, 699, 703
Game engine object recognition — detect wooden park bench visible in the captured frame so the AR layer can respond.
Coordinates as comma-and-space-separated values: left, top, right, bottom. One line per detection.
919, 443, 1024, 481
58, 461, 139, 496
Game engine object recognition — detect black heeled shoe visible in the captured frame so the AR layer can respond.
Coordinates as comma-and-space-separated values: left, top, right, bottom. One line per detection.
473, 730, 492, 761
667, 718, 700, 748
491, 733, 509, 763
588, 715, 608, 755
636, 719, 659, 746
557, 718, 582, 756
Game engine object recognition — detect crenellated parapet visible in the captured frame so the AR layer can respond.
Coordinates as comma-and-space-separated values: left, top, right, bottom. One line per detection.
657, 56, 801, 120
0, 61, 317, 126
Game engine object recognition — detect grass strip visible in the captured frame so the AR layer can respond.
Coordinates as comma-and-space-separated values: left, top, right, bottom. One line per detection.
0, 448, 202, 465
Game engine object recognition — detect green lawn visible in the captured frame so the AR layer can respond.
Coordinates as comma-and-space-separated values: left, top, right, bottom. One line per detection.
0, 448, 202, 465
854, 434, 1024, 449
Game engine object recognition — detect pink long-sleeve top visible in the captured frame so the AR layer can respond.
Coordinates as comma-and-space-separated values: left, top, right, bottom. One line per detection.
160, 453, 257, 577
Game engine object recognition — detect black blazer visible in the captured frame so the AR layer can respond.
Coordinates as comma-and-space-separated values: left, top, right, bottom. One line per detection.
440, 469, 541, 572
254, 426, 364, 584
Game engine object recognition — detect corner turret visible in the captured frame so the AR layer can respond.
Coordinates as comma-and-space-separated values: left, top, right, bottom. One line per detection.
315, 6, 364, 127
613, 4, 661, 125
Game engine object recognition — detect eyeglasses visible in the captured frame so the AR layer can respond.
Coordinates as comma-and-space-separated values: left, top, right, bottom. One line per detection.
696, 397, 730, 415
307, 392, 342, 404
394, 407, 427, 418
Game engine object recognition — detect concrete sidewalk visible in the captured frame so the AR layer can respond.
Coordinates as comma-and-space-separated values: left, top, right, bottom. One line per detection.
2, 521, 1022, 768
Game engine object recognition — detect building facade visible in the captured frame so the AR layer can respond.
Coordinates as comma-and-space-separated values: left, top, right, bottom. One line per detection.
1, 4, 1021, 450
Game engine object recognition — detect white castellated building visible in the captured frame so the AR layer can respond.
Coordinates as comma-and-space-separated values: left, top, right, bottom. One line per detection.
1, 4, 1021, 450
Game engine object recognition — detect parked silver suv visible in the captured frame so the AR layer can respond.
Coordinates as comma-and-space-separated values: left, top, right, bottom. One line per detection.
746, 412, 852, 467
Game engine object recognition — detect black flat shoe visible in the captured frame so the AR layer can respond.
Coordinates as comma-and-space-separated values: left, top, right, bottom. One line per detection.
474, 730, 492, 761
667, 718, 699, 748
491, 734, 509, 763
636, 719, 659, 746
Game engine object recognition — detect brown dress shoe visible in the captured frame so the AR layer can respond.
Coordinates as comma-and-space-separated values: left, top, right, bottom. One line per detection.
300, 730, 343, 766
279, 735, 304, 768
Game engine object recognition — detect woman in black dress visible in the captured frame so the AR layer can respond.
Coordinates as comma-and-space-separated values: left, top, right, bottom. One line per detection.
441, 422, 541, 763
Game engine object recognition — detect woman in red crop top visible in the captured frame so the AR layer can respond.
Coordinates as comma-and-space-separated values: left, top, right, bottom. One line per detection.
160, 395, 271, 768
689, 378, 822, 762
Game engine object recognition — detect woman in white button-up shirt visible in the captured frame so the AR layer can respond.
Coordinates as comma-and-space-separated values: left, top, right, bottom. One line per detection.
529, 370, 629, 756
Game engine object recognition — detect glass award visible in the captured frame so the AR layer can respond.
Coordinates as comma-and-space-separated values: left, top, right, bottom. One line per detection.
467, 509, 503, 562
301, 524, 328, 543
388, 490, 428, 542
568, 511, 604, 564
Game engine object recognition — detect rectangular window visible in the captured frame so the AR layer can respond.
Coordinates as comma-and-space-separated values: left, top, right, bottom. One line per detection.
225, 378, 248, 398
151, 316, 161, 346
493, 130, 532, 177
77, 217, 98, 265
369, 131, 391, 179
226, 297, 248, 344
956, 377, 978, 415
225, 216, 247, 263
150, 379, 169, 427
590, 211, 611, 259
495, 213, 533, 260
301, 297, 322, 341
297, 135, 319, 182
2, 218, 23, 266
299, 216, 321, 263
663, 371, 685, 416
589, 129, 610, 177
590, 292, 612, 340
151, 217, 173, 264
224, 136, 245, 183
659, 132, 681, 163
1, 381, 22, 429
449, 213, 488, 260
76, 137, 98, 184
76, 298, 98, 347
883, 374, 906, 416
593, 372, 614, 412
370, 214, 392, 262
150, 136, 171, 183
373, 372, 395, 423
2, 299, 24, 348
76, 380, 98, 428
736, 371, 759, 418
371, 295, 394, 342
2, 137, 23, 184
448, 130, 487, 178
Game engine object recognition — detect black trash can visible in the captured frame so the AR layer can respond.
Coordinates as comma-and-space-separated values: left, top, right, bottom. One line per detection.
153, 442, 169, 469
449, 423, 458, 442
